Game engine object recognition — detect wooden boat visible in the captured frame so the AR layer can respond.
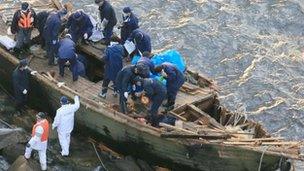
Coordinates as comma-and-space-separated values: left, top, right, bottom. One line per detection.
0, 0, 302, 170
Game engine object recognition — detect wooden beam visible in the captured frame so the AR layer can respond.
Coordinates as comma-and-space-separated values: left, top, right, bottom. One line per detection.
188, 104, 225, 130
160, 133, 229, 139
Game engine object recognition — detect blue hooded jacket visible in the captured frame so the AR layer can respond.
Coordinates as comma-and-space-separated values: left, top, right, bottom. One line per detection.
66, 11, 93, 42
162, 62, 185, 92
128, 29, 151, 56
137, 56, 155, 75
116, 65, 137, 94
35, 11, 49, 35
104, 44, 125, 81
58, 37, 76, 60
43, 11, 61, 42
121, 13, 139, 43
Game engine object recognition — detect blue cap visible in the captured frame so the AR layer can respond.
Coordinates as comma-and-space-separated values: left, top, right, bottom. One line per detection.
58, 9, 67, 18
19, 59, 28, 67
73, 11, 82, 21
60, 96, 69, 105
123, 7, 132, 13
21, 2, 29, 11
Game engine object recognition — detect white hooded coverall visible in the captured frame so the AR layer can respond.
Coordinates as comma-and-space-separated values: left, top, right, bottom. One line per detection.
24, 119, 49, 170
52, 95, 80, 156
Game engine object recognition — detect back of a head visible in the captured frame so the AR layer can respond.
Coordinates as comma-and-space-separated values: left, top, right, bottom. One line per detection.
21, 2, 29, 11
36, 112, 47, 120
123, 7, 132, 14
154, 65, 163, 73
134, 32, 144, 42
60, 96, 69, 105
142, 51, 152, 58
19, 59, 28, 68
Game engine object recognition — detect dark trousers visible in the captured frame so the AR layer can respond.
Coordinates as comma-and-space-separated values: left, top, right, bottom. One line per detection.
103, 26, 114, 44
119, 91, 127, 114
149, 95, 165, 126
45, 41, 58, 65
15, 28, 31, 49
14, 91, 27, 111
58, 58, 78, 81
101, 78, 117, 94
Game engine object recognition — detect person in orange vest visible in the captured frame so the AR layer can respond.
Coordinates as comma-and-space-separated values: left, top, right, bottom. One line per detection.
11, 2, 36, 55
24, 112, 49, 171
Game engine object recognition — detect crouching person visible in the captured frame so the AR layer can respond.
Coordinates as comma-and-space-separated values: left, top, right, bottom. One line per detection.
135, 77, 167, 127
52, 95, 80, 157
24, 112, 49, 171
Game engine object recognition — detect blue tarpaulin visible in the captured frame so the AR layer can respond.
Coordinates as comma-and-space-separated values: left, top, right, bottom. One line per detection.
131, 49, 186, 73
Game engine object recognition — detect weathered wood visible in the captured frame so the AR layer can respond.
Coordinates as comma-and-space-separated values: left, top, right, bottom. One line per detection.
160, 133, 230, 139
227, 137, 284, 142
188, 104, 225, 130
159, 123, 196, 134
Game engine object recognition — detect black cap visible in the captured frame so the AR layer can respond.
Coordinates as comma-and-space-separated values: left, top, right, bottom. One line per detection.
19, 59, 28, 67
36, 112, 47, 119
95, 0, 104, 4
21, 2, 29, 11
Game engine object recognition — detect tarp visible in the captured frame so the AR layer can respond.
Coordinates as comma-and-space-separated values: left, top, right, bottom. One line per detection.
88, 15, 104, 42
131, 49, 186, 73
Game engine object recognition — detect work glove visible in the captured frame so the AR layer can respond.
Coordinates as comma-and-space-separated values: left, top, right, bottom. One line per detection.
23, 89, 27, 95
132, 85, 136, 91
52, 40, 57, 45
63, 28, 69, 34
26, 143, 31, 148
83, 33, 88, 40
52, 125, 56, 130
161, 70, 167, 78
30, 71, 38, 75
124, 92, 128, 99
135, 92, 142, 97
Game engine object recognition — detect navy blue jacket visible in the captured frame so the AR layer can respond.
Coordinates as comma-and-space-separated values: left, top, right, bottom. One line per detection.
66, 11, 93, 42
162, 62, 185, 91
12, 67, 29, 96
137, 57, 155, 75
128, 29, 151, 56
116, 65, 137, 93
35, 11, 49, 34
98, 1, 117, 29
43, 11, 61, 42
75, 60, 86, 77
104, 44, 124, 81
58, 37, 76, 60
143, 78, 166, 103
121, 13, 139, 43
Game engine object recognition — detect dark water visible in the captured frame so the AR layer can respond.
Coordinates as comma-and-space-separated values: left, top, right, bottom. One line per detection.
69, 0, 304, 140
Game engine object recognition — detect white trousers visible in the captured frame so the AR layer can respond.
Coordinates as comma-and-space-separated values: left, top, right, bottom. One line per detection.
58, 131, 71, 156
24, 145, 47, 170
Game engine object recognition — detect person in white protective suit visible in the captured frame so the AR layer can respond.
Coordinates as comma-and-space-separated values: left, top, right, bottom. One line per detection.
24, 112, 49, 171
52, 95, 80, 156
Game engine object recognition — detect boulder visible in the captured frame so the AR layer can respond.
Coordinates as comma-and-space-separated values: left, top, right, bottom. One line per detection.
8, 156, 40, 171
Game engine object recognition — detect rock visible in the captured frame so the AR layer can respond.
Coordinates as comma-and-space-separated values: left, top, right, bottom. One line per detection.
2, 144, 25, 164
0, 128, 27, 150
8, 155, 40, 171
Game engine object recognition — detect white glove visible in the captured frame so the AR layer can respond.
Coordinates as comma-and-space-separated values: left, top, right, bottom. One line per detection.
30, 71, 38, 75
23, 89, 27, 95
161, 70, 167, 78
83, 33, 88, 39
52, 40, 57, 45
52, 125, 56, 130
132, 85, 136, 91
124, 92, 128, 99
57, 82, 65, 87
64, 28, 69, 33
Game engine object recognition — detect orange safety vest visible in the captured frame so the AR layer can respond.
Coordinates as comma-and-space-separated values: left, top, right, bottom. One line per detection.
32, 119, 49, 142
18, 11, 34, 29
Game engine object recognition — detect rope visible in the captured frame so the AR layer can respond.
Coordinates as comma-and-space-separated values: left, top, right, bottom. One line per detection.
258, 146, 271, 171
89, 141, 108, 171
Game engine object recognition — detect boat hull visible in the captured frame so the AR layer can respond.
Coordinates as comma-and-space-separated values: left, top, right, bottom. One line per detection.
0, 49, 284, 171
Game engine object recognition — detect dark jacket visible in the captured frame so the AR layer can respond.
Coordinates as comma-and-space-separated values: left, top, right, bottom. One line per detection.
66, 11, 93, 42
143, 78, 166, 103
128, 29, 151, 56
12, 67, 29, 96
116, 65, 137, 93
35, 11, 49, 35
11, 9, 36, 34
137, 57, 155, 75
104, 44, 124, 81
98, 1, 117, 29
75, 60, 86, 77
162, 62, 185, 91
121, 13, 139, 43
58, 37, 76, 60
43, 12, 61, 42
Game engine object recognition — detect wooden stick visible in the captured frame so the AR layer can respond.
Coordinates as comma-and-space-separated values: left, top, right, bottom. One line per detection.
224, 141, 300, 146
227, 137, 284, 142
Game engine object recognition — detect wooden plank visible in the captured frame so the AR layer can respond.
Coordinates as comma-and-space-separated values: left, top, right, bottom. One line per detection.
160, 133, 229, 139
227, 137, 284, 142
159, 123, 196, 134
188, 104, 225, 130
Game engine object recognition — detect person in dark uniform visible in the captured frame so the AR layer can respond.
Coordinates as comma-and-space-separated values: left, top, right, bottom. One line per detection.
119, 7, 139, 44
